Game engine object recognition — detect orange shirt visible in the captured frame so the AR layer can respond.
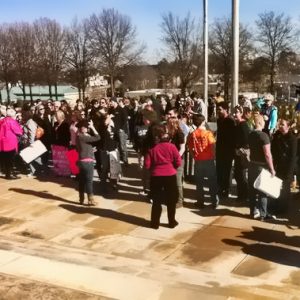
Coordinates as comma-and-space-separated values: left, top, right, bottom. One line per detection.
188, 127, 215, 161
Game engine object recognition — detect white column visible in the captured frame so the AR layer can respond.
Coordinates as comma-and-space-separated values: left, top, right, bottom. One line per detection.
203, 0, 208, 120
232, 0, 239, 107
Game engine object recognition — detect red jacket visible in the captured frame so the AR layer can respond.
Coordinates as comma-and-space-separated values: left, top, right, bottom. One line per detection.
145, 142, 181, 176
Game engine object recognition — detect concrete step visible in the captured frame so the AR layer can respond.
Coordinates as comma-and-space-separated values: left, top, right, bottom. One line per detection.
0, 234, 298, 300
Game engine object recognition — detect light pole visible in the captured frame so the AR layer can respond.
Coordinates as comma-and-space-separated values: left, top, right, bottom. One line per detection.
232, 0, 239, 107
203, 0, 208, 120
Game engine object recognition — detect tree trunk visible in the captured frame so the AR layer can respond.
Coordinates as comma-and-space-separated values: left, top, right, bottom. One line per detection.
5, 81, 10, 104
110, 75, 115, 97
78, 87, 82, 100
55, 83, 58, 100
48, 84, 52, 99
22, 86, 26, 100
82, 85, 86, 100
29, 85, 33, 101
224, 72, 230, 102
269, 59, 276, 94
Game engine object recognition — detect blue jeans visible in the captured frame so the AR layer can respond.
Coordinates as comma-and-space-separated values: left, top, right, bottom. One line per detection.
28, 157, 43, 175
176, 159, 184, 204
78, 161, 94, 195
194, 159, 219, 205
118, 129, 128, 163
248, 163, 268, 218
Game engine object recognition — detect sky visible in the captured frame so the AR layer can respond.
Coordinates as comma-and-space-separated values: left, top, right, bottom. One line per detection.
1, 0, 299, 63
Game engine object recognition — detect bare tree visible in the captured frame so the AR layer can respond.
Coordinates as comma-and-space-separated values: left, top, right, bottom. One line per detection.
209, 17, 252, 100
256, 11, 295, 94
87, 8, 145, 96
0, 25, 16, 103
9, 22, 36, 100
160, 12, 201, 94
121, 64, 158, 90
242, 56, 269, 92
33, 18, 68, 99
65, 18, 95, 100
157, 58, 177, 89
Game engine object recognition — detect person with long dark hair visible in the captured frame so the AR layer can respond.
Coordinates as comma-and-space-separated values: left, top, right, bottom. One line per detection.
233, 105, 251, 202
76, 119, 100, 205
271, 118, 297, 214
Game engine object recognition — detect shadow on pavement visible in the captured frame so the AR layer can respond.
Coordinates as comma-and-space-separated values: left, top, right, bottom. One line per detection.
59, 204, 150, 228
238, 226, 300, 249
191, 207, 248, 219
223, 238, 300, 268
9, 188, 77, 205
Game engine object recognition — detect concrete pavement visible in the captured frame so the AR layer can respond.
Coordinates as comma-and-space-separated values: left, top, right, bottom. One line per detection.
0, 151, 299, 299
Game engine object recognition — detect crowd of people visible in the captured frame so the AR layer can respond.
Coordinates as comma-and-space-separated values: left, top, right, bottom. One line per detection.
0, 92, 299, 229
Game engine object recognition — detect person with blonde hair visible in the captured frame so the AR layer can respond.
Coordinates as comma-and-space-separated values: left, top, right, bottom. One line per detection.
52, 110, 71, 176
248, 113, 276, 221
261, 94, 278, 136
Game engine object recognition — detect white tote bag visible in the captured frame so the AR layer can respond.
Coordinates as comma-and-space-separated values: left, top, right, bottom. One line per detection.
253, 168, 282, 199
19, 140, 47, 164
109, 149, 122, 180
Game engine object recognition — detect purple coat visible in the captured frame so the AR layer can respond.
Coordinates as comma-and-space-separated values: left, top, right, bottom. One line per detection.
0, 117, 23, 152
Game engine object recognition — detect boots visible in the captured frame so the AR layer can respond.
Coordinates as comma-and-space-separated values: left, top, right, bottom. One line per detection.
87, 194, 96, 206
79, 192, 84, 205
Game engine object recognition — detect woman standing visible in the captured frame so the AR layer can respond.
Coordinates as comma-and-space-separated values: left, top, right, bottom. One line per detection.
34, 103, 52, 166
248, 114, 276, 221
145, 124, 181, 229
52, 110, 71, 176
76, 120, 100, 205
166, 117, 186, 207
21, 110, 43, 176
271, 118, 297, 214
0, 108, 23, 179
233, 105, 251, 202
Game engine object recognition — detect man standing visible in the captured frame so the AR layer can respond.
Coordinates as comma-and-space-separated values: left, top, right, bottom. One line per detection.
216, 102, 235, 199
109, 97, 129, 166
188, 114, 219, 208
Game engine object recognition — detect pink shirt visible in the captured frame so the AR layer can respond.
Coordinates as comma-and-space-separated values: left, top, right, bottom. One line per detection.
145, 142, 181, 176
0, 117, 23, 152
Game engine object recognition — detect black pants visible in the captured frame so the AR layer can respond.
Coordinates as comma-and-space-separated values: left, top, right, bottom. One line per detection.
150, 175, 178, 227
1, 150, 16, 177
216, 156, 233, 195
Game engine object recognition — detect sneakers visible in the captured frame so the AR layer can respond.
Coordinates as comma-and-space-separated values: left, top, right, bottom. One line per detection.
139, 190, 149, 197
253, 211, 260, 219
261, 214, 277, 221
